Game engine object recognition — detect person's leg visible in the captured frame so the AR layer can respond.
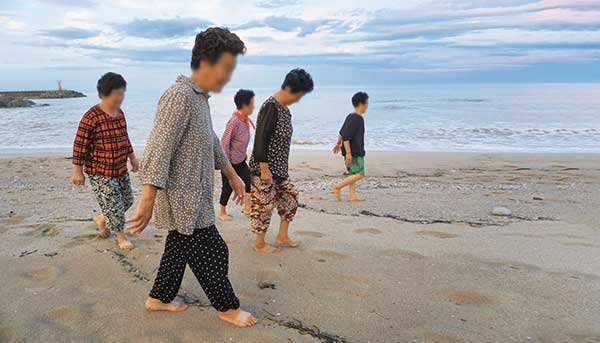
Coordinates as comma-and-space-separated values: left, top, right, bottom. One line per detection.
88, 175, 110, 238
219, 171, 234, 221
274, 180, 300, 247
239, 162, 252, 215
250, 176, 279, 253
115, 173, 135, 248
333, 157, 365, 202
89, 174, 133, 249
146, 230, 189, 312
187, 226, 256, 327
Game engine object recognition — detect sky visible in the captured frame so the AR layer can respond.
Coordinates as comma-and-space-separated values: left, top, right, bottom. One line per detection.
1, 0, 600, 90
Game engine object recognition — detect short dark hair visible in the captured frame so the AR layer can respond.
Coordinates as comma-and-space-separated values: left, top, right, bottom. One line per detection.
351, 91, 369, 107
97, 72, 126, 98
191, 27, 246, 70
281, 68, 314, 94
234, 89, 255, 109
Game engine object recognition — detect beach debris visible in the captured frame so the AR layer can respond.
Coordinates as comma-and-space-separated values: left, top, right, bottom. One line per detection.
533, 197, 544, 201
101, 249, 150, 282
44, 252, 58, 257
19, 249, 37, 257
258, 282, 277, 290
263, 310, 348, 343
492, 207, 512, 216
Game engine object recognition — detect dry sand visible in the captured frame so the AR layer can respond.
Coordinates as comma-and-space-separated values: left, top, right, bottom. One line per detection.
1, 151, 599, 343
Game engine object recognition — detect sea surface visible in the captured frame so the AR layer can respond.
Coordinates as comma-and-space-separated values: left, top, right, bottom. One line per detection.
1, 83, 599, 153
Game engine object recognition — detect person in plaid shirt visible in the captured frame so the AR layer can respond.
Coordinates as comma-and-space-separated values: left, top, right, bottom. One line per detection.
71, 72, 139, 250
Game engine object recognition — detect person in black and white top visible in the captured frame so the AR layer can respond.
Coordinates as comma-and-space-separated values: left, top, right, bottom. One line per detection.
248, 68, 314, 253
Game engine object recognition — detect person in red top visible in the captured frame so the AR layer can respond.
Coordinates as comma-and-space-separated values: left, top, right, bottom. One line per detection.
71, 72, 139, 250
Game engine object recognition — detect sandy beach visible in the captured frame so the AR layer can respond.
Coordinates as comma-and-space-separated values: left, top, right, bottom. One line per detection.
1, 151, 599, 343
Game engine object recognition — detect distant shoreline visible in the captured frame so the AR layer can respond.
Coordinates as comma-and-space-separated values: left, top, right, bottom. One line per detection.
0, 90, 86, 99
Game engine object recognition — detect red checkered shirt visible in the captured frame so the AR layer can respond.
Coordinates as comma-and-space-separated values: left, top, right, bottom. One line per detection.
72, 105, 134, 178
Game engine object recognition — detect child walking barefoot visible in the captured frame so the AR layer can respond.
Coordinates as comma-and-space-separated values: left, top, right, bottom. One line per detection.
71, 72, 139, 250
219, 89, 255, 221
332, 92, 369, 202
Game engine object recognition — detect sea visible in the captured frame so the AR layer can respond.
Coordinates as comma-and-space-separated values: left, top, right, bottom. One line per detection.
1, 83, 599, 154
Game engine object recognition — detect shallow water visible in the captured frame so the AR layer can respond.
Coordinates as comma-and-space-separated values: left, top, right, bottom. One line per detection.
1, 83, 599, 153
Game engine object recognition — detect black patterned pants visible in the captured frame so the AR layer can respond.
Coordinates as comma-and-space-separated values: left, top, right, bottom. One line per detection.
88, 173, 134, 233
149, 225, 240, 312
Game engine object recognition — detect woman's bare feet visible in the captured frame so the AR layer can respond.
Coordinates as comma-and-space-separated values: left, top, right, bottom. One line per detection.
218, 213, 233, 222
348, 197, 365, 202
332, 185, 341, 201
253, 243, 280, 253
145, 297, 188, 312
275, 237, 300, 247
217, 309, 257, 328
93, 215, 110, 238
116, 231, 134, 250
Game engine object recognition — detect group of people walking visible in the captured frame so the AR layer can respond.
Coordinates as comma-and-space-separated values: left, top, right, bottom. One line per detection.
71, 27, 369, 328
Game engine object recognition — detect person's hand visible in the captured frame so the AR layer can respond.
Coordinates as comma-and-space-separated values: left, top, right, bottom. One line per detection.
127, 197, 154, 235
72, 170, 85, 186
260, 168, 273, 184
130, 157, 140, 173
229, 175, 245, 205
345, 155, 353, 167
333, 143, 341, 154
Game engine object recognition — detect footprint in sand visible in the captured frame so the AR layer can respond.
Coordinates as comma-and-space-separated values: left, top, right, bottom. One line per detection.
444, 290, 496, 307
500, 232, 544, 238
45, 305, 93, 329
2, 215, 26, 226
416, 231, 459, 239
561, 242, 600, 248
62, 233, 98, 248
0, 327, 26, 343
317, 250, 351, 259
296, 230, 325, 238
255, 269, 279, 282
353, 228, 382, 235
22, 265, 62, 283
22, 223, 58, 237
417, 331, 463, 343
570, 334, 600, 343
382, 248, 424, 259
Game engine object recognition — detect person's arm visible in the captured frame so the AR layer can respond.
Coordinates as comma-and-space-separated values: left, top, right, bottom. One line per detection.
333, 134, 343, 154
222, 164, 244, 205
128, 89, 190, 234
71, 113, 95, 186
343, 141, 353, 166
220, 119, 235, 162
123, 115, 139, 172
252, 103, 277, 183
213, 128, 230, 170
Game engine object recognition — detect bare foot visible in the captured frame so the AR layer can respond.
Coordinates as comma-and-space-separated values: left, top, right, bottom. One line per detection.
348, 197, 365, 202
218, 213, 233, 222
332, 185, 341, 201
116, 232, 134, 250
217, 309, 257, 328
253, 244, 280, 253
93, 215, 110, 238
275, 237, 301, 247
145, 297, 188, 312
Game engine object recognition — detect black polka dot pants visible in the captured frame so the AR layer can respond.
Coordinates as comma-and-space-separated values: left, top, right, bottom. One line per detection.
149, 225, 240, 312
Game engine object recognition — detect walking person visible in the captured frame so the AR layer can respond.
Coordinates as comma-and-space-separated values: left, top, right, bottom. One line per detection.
126, 28, 256, 328
71, 72, 138, 250
333, 92, 369, 202
219, 89, 255, 221
248, 68, 314, 253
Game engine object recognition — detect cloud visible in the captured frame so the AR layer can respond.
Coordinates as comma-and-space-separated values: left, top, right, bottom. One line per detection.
236, 16, 346, 37
35, 0, 97, 7
115, 17, 212, 39
254, 0, 302, 9
39, 27, 98, 39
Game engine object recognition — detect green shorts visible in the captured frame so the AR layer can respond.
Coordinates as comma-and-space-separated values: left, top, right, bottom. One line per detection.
346, 156, 365, 176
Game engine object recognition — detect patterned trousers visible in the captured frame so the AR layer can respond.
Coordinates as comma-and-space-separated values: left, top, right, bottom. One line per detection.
88, 173, 134, 233
250, 177, 299, 234
149, 226, 240, 312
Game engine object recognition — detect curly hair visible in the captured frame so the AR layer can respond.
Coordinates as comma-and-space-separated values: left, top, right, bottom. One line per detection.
97, 72, 126, 98
191, 27, 246, 70
281, 68, 314, 94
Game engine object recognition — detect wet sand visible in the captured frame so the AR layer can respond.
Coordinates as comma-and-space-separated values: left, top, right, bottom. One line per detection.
1, 151, 599, 343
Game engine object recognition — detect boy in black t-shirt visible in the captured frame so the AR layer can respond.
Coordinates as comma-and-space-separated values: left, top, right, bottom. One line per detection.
332, 92, 368, 202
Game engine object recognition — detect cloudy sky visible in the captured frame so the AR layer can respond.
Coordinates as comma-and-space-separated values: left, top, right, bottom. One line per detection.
1, 0, 599, 90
